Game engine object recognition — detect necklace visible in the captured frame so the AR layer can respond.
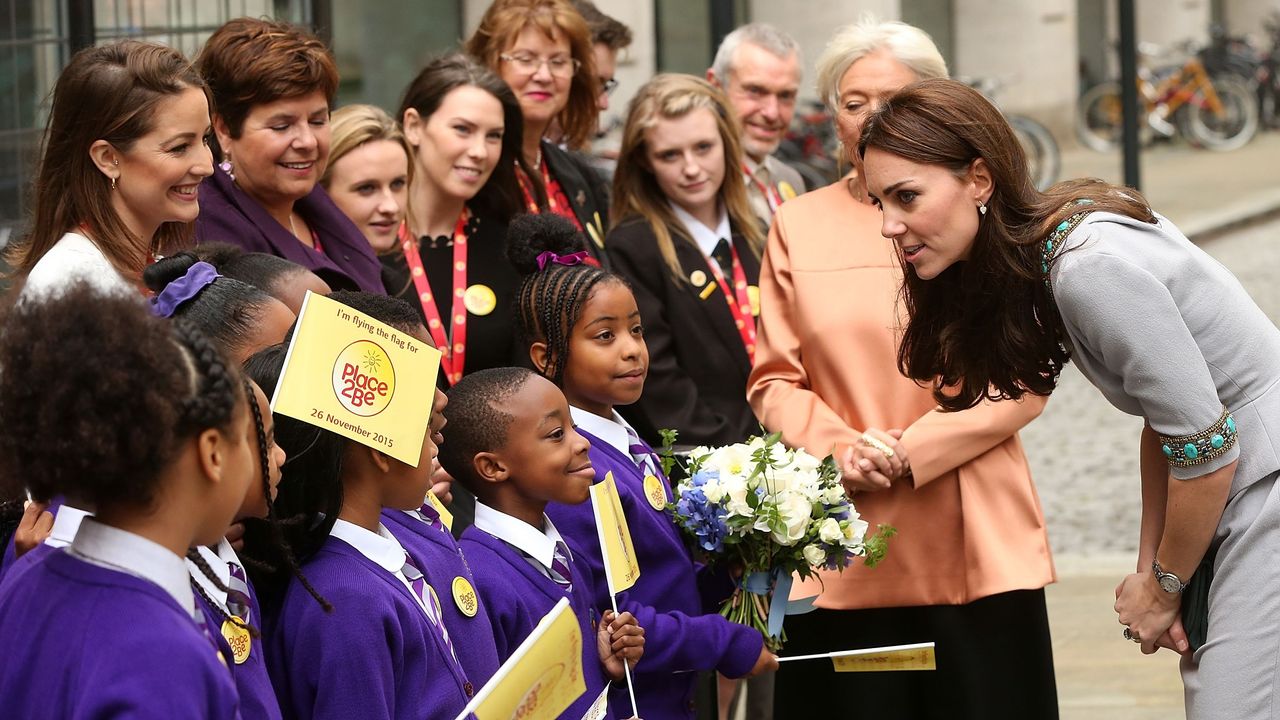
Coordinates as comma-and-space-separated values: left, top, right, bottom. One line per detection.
288, 213, 298, 240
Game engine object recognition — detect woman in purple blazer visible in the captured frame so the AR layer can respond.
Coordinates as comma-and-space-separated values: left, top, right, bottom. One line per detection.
194, 18, 382, 293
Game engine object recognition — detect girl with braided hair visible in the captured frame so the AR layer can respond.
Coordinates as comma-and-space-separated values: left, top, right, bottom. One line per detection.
0, 284, 254, 719
508, 212, 776, 720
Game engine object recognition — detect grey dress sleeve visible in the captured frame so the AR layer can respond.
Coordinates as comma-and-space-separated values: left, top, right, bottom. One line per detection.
1053, 246, 1240, 479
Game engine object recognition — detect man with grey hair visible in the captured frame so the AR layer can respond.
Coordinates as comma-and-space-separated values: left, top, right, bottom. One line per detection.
707, 22, 806, 228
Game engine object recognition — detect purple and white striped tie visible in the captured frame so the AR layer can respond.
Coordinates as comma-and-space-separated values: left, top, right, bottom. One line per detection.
626, 426, 656, 475
415, 502, 449, 536
225, 561, 253, 624
401, 552, 461, 668
548, 541, 574, 592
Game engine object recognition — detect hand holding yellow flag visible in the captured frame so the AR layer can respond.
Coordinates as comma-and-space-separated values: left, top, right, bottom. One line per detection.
589, 472, 640, 594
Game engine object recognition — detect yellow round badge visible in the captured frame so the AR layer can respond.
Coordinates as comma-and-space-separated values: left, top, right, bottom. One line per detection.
778, 181, 798, 201
689, 270, 707, 287
747, 285, 761, 317
463, 284, 497, 316
644, 474, 667, 511
452, 576, 479, 617
221, 617, 252, 665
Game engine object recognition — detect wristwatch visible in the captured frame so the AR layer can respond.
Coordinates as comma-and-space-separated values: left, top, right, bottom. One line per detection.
1152, 560, 1188, 594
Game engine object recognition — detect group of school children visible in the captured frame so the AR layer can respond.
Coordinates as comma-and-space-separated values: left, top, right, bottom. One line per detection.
0, 209, 774, 720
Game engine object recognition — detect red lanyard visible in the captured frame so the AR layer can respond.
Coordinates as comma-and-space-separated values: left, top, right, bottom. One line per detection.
399, 209, 470, 385
743, 162, 783, 214
703, 238, 757, 362
516, 163, 541, 214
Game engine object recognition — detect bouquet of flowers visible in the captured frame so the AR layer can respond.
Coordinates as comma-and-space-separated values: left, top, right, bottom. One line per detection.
665, 432, 893, 650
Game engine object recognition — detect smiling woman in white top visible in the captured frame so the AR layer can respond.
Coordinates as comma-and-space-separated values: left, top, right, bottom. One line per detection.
7, 41, 214, 302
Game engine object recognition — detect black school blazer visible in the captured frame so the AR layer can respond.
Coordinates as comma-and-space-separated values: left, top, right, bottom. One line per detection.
542, 141, 611, 268
605, 215, 762, 448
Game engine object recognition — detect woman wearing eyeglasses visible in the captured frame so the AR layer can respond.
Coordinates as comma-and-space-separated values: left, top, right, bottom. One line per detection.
466, 0, 611, 265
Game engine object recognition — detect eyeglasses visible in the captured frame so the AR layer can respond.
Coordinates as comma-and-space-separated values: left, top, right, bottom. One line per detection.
499, 52, 581, 78
600, 78, 619, 96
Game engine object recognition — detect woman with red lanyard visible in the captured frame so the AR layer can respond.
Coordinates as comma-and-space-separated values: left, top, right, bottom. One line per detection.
606, 74, 767, 448
9, 40, 213, 303
466, 0, 611, 267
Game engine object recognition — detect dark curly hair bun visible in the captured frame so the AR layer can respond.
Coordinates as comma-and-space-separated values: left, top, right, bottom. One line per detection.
505, 213, 590, 275
142, 250, 202, 293
0, 282, 243, 510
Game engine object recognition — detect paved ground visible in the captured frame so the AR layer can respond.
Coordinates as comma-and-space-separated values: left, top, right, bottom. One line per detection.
1034, 209, 1280, 720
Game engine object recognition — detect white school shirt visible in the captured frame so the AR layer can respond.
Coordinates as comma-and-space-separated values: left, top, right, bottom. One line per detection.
570, 406, 656, 475
668, 201, 731, 258
472, 502, 572, 580
69, 518, 199, 621
329, 518, 432, 617
44, 503, 92, 549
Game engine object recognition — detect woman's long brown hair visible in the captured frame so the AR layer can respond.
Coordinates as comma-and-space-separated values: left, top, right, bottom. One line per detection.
859, 78, 1154, 412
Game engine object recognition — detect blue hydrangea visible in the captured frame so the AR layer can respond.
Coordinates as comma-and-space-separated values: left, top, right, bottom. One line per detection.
675, 472, 730, 553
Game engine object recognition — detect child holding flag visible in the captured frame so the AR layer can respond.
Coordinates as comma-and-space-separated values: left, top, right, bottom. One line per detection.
506, 213, 776, 719
440, 367, 645, 719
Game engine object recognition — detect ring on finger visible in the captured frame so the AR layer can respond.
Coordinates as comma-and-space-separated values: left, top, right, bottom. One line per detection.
859, 432, 895, 460
1122, 627, 1141, 643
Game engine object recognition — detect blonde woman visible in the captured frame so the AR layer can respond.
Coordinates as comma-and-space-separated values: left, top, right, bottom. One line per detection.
320, 105, 411, 254
607, 74, 766, 447
748, 20, 1058, 717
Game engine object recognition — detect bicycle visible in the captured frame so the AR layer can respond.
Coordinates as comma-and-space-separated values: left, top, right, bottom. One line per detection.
1077, 40, 1260, 152
969, 78, 1061, 191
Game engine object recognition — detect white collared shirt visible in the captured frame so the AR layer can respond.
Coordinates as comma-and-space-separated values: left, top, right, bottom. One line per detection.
570, 405, 654, 475
69, 518, 198, 620
330, 518, 433, 616
473, 502, 570, 577
45, 503, 92, 548
668, 200, 731, 259
185, 539, 242, 613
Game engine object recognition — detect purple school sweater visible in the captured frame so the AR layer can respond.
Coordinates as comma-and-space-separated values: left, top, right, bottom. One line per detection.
194, 569, 282, 720
0, 549, 240, 719
0, 495, 66, 585
458, 527, 616, 720
545, 431, 764, 720
268, 535, 472, 720
382, 509, 501, 687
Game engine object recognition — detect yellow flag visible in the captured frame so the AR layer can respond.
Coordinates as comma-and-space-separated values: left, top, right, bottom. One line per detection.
424, 490, 453, 531
589, 472, 641, 594
458, 597, 587, 720
831, 642, 936, 672
270, 291, 442, 467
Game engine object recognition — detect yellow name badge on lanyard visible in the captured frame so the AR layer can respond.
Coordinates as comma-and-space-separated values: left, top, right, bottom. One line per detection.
221, 618, 252, 665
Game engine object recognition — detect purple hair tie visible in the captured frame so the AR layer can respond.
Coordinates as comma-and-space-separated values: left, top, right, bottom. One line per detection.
150, 261, 220, 318
535, 250, 590, 271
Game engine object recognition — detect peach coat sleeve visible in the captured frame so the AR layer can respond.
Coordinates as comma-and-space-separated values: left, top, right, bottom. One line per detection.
902, 395, 1048, 486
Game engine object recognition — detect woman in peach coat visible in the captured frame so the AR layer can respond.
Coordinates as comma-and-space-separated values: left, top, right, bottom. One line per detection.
747, 20, 1058, 718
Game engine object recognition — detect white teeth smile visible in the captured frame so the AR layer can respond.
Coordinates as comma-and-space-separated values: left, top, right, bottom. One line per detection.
455, 167, 480, 177
172, 185, 197, 196
281, 162, 313, 170
902, 244, 924, 255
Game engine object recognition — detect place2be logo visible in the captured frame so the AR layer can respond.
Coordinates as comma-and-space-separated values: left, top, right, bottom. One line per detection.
331, 340, 396, 417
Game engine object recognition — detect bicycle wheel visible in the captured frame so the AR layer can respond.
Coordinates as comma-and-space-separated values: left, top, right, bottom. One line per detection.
1076, 82, 1124, 152
1177, 75, 1260, 150
1009, 115, 1060, 190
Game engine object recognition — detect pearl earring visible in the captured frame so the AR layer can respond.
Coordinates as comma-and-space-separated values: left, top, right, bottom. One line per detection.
978, 202, 988, 217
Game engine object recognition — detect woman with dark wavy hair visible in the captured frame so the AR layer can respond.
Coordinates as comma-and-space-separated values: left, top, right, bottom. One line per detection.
860, 77, 1280, 720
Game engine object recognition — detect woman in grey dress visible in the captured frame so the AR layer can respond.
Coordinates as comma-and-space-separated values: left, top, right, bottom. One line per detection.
858, 78, 1280, 719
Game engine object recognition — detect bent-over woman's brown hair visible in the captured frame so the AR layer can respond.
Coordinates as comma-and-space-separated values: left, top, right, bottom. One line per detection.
611, 74, 765, 283
197, 17, 339, 161
465, 0, 599, 149
7, 40, 209, 279
858, 78, 1155, 412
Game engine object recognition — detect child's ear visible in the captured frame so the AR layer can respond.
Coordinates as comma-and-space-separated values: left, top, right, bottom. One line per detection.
472, 451, 509, 484
367, 446, 394, 475
529, 341, 550, 375
195, 428, 228, 484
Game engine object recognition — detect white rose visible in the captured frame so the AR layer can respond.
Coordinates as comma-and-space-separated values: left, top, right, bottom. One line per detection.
818, 517, 844, 544
709, 444, 753, 478
722, 474, 752, 517
803, 544, 827, 566
772, 492, 813, 546
820, 485, 847, 506
702, 475, 726, 504
791, 450, 822, 473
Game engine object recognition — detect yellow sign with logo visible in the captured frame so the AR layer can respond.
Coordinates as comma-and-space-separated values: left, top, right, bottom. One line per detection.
271, 291, 442, 467
589, 472, 640, 595
455, 597, 586, 720
831, 642, 936, 672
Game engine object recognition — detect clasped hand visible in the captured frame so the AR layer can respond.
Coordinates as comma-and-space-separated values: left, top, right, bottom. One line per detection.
838, 428, 909, 494
1114, 571, 1189, 656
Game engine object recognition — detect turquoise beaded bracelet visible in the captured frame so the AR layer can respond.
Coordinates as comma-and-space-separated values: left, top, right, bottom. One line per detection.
1158, 407, 1238, 468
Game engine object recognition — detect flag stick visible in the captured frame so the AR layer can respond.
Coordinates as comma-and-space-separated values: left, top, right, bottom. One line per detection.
775, 642, 935, 663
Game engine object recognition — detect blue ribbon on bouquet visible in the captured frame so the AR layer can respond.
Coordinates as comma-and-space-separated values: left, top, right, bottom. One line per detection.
742, 569, 819, 638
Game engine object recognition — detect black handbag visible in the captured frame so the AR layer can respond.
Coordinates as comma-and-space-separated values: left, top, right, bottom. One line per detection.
1181, 545, 1217, 653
